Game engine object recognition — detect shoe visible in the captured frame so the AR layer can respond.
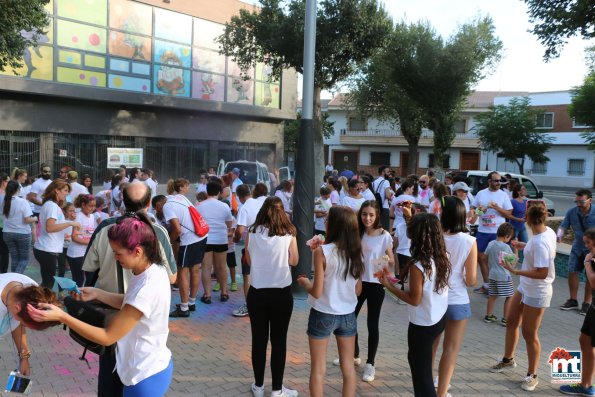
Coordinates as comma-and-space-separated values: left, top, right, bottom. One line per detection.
271, 385, 298, 397
561, 299, 579, 311
490, 358, 517, 373
433, 376, 451, 390
200, 295, 212, 304
213, 282, 221, 292
221, 294, 229, 302
231, 282, 238, 292
484, 314, 498, 323
560, 383, 595, 396
169, 307, 190, 318
251, 382, 265, 397
521, 375, 538, 391
580, 302, 590, 315
175, 303, 196, 311
362, 363, 375, 382
500, 318, 507, 326
332, 357, 362, 366
171, 283, 179, 291
474, 286, 488, 295
233, 303, 249, 317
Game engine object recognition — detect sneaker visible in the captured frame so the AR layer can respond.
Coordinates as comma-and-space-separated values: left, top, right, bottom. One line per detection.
474, 286, 488, 295
484, 314, 498, 323
560, 383, 595, 396
171, 283, 180, 291
580, 302, 590, 316
233, 303, 249, 317
175, 303, 196, 311
490, 358, 517, 373
213, 282, 221, 292
169, 307, 190, 318
500, 318, 507, 327
362, 363, 375, 382
251, 383, 265, 397
433, 376, 451, 390
521, 375, 538, 391
271, 385, 298, 397
332, 357, 362, 366
560, 299, 579, 311
231, 282, 238, 292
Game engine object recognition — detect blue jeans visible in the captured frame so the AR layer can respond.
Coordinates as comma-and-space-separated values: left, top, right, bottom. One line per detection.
514, 226, 528, 243
3, 232, 31, 274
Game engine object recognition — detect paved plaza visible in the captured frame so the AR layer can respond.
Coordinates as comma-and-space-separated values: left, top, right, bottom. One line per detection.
0, 246, 586, 397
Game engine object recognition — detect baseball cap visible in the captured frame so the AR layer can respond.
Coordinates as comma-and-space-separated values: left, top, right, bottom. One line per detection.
452, 181, 470, 192
232, 168, 241, 176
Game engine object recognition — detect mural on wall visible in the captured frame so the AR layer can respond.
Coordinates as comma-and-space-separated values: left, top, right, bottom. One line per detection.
154, 40, 191, 69
0, 24, 53, 80
192, 72, 224, 101
109, 31, 151, 60
227, 77, 253, 104
155, 8, 192, 45
109, 0, 152, 36
57, 0, 107, 26
57, 20, 107, 53
193, 18, 225, 50
155, 65, 190, 97
192, 48, 225, 74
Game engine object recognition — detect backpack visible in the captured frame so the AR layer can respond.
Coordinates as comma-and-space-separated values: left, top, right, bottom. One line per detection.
169, 198, 209, 238
374, 179, 386, 208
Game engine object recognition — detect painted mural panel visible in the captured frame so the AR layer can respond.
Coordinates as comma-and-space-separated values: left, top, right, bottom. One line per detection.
57, 0, 107, 26
57, 67, 106, 87
255, 82, 280, 108
226, 77, 253, 105
57, 20, 106, 53
256, 62, 279, 83
0, 46, 53, 80
45, 0, 54, 14
109, 74, 150, 93
131, 62, 150, 75
154, 8, 192, 45
154, 40, 191, 69
154, 66, 190, 97
227, 59, 254, 79
109, 30, 151, 61
85, 54, 106, 68
193, 18, 225, 50
192, 48, 225, 74
192, 72, 224, 101
109, 0, 152, 36
59, 50, 81, 65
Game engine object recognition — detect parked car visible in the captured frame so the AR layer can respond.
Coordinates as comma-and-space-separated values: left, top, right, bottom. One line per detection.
217, 159, 271, 193
451, 170, 556, 216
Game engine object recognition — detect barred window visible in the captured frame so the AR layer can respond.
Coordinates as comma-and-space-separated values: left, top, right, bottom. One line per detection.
567, 159, 585, 176
535, 112, 554, 128
428, 154, 450, 169
532, 162, 547, 175
370, 152, 391, 165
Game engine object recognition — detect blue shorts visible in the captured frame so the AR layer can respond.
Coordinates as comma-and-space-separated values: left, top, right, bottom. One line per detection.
476, 232, 497, 253
307, 308, 357, 339
568, 248, 588, 273
445, 303, 471, 321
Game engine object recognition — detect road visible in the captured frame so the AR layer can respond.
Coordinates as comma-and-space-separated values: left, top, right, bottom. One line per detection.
542, 189, 579, 217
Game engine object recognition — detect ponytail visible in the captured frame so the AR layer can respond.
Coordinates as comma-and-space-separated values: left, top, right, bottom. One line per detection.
3, 180, 20, 217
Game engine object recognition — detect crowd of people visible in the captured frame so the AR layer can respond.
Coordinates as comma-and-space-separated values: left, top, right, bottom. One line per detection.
0, 161, 594, 397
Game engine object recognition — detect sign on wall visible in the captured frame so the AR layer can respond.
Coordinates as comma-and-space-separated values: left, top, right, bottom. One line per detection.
107, 148, 143, 168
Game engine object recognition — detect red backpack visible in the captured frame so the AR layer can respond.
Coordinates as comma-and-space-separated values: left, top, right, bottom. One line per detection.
169, 199, 209, 238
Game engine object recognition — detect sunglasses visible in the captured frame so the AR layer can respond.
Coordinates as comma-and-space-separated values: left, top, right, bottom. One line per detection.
490, 179, 502, 183
575, 199, 590, 204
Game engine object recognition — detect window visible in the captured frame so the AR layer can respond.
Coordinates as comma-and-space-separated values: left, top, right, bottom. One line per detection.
532, 162, 547, 175
428, 154, 450, 169
454, 119, 466, 134
567, 159, 586, 176
370, 152, 391, 165
348, 117, 366, 131
535, 112, 554, 129
521, 178, 538, 197
573, 118, 592, 128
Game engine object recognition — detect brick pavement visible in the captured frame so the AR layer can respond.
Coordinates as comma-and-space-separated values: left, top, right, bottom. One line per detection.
0, 254, 587, 396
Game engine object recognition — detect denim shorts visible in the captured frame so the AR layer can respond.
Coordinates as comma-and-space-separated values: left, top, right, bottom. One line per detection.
307, 308, 357, 339
445, 303, 471, 321
476, 231, 497, 253
568, 248, 588, 273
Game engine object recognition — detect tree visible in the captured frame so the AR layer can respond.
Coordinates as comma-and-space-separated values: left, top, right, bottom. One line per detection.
0, 0, 50, 72
524, 0, 595, 60
284, 111, 334, 153
217, 0, 393, 190
569, 71, 595, 150
475, 96, 555, 174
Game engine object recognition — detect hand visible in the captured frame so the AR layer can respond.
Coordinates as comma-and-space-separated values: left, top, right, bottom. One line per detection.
76, 287, 100, 302
19, 358, 30, 376
70, 221, 82, 229
586, 251, 594, 264
26, 303, 64, 323
376, 272, 391, 288
297, 276, 310, 289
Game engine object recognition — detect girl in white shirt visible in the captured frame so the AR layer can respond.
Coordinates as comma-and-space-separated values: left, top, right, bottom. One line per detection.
378, 212, 451, 397
245, 197, 299, 397
29, 214, 173, 397
2, 181, 37, 274
67, 195, 97, 287
298, 206, 363, 397
326, 178, 341, 207
340, 178, 366, 213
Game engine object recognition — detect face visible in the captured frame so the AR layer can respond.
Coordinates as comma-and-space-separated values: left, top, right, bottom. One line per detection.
41, 167, 52, 180
64, 206, 76, 220
349, 186, 359, 195
455, 189, 467, 200
488, 174, 502, 191
18, 173, 27, 183
520, 186, 527, 196
119, 168, 126, 177
576, 195, 592, 209
59, 169, 68, 179
360, 206, 377, 228
83, 177, 92, 187
321, 194, 330, 201
383, 168, 392, 178
55, 186, 70, 202
82, 200, 96, 215
208, 167, 215, 174
419, 178, 428, 189
445, 177, 452, 185
199, 175, 207, 184
109, 241, 142, 269
179, 183, 190, 194
155, 200, 165, 214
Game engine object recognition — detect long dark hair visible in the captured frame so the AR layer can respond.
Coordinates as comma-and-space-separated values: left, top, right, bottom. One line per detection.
3, 180, 20, 217
401, 213, 450, 293
325, 206, 364, 280
440, 196, 468, 234
358, 200, 381, 236
250, 196, 296, 237
395, 179, 414, 197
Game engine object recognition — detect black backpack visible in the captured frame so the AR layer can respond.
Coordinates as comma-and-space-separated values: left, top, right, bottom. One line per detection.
374, 179, 386, 208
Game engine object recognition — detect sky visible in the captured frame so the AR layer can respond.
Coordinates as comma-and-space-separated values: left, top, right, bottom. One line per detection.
240, 0, 593, 94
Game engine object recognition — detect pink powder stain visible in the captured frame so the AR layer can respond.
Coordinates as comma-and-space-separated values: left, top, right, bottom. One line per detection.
53, 365, 72, 376
79, 73, 86, 80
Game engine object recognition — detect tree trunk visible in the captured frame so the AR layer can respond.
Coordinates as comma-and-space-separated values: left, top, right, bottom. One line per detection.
408, 141, 418, 176
313, 86, 324, 195
516, 158, 525, 175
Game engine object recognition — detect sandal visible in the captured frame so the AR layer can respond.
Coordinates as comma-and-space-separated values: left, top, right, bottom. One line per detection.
200, 295, 212, 304
220, 294, 229, 302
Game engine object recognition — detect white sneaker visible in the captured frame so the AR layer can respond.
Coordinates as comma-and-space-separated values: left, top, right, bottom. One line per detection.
271, 385, 298, 397
521, 375, 538, 391
332, 357, 362, 366
233, 303, 249, 317
251, 383, 265, 397
433, 376, 451, 390
362, 363, 375, 382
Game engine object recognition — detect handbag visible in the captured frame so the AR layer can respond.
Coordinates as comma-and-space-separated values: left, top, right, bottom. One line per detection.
63, 297, 117, 357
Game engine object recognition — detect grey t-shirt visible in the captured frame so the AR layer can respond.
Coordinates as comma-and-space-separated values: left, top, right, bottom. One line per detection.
486, 240, 513, 282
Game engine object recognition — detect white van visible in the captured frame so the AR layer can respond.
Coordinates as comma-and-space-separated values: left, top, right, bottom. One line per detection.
217, 159, 271, 193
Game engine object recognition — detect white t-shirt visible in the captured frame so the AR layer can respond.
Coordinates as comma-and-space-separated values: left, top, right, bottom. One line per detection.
117, 264, 171, 386
407, 261, 448, 326
361, 231, 393, 283
34, 201, 66, 253
196, 198, 233, 245
196, 183, 207, 194
231, 178, 243, 193
329, 190, 340, 206
314, 198, 331, 231
70, 182, 90, 203
0, 274, 37, 336
2, 196, 33, 234
396, 222, 411, 256
308, 243, 358, 315
144, 178, 158, 199
102, 181, 112, 191
237, 196, 266, 229
372, 177, 390, 209
518, 227, 556, 298
248, 227, 293, 289
94, 211, 109, 225
418, 187, 433, 208
443, 233, 475, 305
66, 212, 96, 258
392, 194, 417, 227
340, 195, 366, 212
275, 190, 293, 214
29, 178, 51, 213
472, 188, 513, 234
362, 188, 375, 202
163, 194, 205, 246
110, 185, 122, 214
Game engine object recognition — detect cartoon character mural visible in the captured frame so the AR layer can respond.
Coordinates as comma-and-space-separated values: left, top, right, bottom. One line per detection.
156, 52, 184, 95
260, 64, 273, 106
231, 77, 250, 103
21, 30, 50, 78
123, 16, 146, 60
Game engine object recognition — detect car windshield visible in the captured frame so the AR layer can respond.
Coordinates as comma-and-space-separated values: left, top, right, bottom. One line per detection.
522, 178, 538, 198
224, 163, 257, 185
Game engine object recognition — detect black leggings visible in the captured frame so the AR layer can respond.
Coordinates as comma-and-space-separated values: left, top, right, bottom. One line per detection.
0, 229, 10, 273
246, 286, 293, 391
407, 316, 446, 397
354, 281, 385, 365
33, 248, 59, 288
66, 256, 85, 287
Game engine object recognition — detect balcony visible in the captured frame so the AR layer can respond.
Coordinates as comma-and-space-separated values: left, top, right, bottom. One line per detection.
339, 129, 480, 148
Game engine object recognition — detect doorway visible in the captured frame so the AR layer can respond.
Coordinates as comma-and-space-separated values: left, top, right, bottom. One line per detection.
460, 152, 480, 170
332, 150, 359, 172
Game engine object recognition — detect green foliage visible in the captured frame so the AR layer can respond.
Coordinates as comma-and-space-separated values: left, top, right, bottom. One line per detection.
284, 112, 334, 153
569, 71, 595, 150
0, 0, 50, 72
475, 97, 555, 174
524, 0, 595, 60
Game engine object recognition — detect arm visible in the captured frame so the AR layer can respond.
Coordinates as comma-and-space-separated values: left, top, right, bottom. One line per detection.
379, 264, 423, 306
26, 192, 41, 206
355, 276, 362, 296
71, 226, 90, 245
244, 234, 251, 266
46, 218, 80, 233
11, 325, 30, 375
168, 218, 181, 243
24, 216, 37, 225
288, 236, 299, 266
298, 247, 325, 299
233, 225, 245, 243
463, 242, 478, 286
512, 266, 549, 280
585, 253, 595, 289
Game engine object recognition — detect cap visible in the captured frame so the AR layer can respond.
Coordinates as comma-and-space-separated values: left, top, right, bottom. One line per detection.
67, 170, 78, 180
232, 168, 241, 176
451, 181, 470, 192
